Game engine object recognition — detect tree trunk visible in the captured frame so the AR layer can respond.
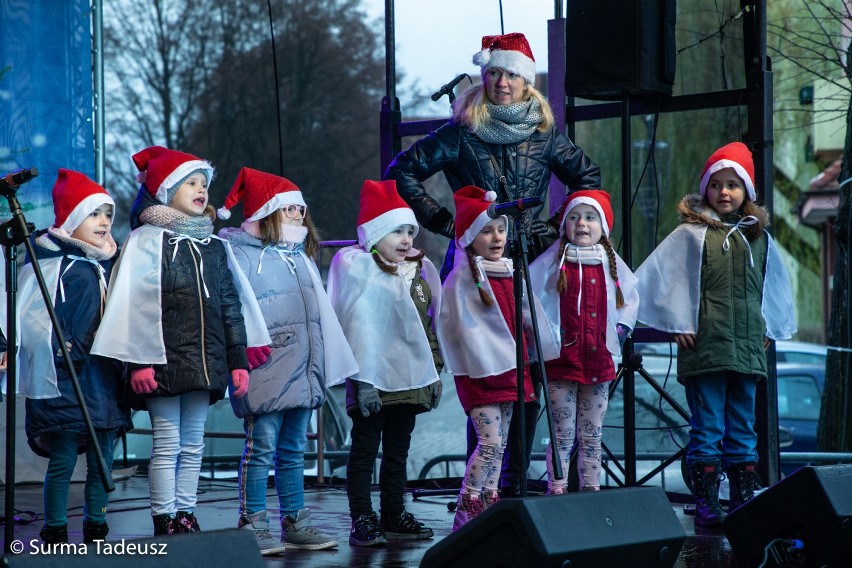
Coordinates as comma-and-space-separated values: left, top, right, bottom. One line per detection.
817, 91, 852, 453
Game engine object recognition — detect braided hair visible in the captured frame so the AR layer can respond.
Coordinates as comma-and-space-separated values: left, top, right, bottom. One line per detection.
465, 246, 494, 307
556, 234, 625, 308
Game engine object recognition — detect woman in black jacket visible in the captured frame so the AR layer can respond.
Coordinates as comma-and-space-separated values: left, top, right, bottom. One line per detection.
385, 32, 602, 498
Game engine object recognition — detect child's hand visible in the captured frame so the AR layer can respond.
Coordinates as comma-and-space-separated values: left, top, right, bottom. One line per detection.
673, 333, 696, 351
0, 351, 6, 371
764, 336, 771, 351
355, 380, 382, 417
130, 368, 157, 394
246, 346, 271, 370
231, 369, 250, 398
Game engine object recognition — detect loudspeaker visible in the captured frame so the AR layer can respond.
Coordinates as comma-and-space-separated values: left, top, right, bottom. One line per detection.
565, 0, 676, 100
724, 465, 852, 568
421, 486, 685, 568
2, 529, 265, 567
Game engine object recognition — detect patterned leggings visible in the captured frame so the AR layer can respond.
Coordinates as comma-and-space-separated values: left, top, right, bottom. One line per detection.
461, 402, 513, 497
546, 381, 610, 492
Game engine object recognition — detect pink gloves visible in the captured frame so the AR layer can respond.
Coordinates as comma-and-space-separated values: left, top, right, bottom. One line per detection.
246, 346, 271, 370
231, 369, 250, 398
130, 368, 157, 395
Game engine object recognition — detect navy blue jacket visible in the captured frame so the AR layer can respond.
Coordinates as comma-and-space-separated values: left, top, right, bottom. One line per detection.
23, 231, 132, 457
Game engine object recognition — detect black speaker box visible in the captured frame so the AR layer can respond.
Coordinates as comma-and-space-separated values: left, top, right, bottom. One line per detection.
420, 486, 684, 568
724, 465, 852, 568
2, 529, 265, 567
565, 0, 676, 100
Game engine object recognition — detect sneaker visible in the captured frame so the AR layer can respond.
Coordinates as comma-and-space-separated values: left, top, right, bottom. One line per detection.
380, 510, 434, 540
174, 511, 201, 533
482, 491, 500, 509
349, 512, 387, 547
281, 508, 338, 550
452, 494, 484, 532
238, 511, 286, 556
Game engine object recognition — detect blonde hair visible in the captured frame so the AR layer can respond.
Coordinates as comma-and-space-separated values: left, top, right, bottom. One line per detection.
257, 209, 321, 258
465, 246, 494, 307
556, 235, 625, 308
452, 81, 554, 132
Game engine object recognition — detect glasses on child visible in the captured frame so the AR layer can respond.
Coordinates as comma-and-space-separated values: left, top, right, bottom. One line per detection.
283, 205, 307, 219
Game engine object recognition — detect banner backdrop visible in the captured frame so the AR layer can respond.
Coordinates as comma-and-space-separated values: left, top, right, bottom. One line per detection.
0, 0, 94, 230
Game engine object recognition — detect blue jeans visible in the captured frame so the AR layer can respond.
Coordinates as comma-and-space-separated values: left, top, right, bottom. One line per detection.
147, 391, 209, 516
239, 407, 312, 519
684, 371, 759, 467
44, 430, 116, 527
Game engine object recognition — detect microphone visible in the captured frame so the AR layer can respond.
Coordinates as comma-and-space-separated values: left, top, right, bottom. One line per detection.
486, 196, 543, 219
0, 167, 38, 191
431, 74, 468, 102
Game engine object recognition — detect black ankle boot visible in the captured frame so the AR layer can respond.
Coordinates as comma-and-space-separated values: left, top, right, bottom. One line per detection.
175, 511, 201, 533
690, 463, 726, 527
727, 462, 762, 511
152, 513, 177, 536
83, 520, 110, 543
39, 525, 68, 544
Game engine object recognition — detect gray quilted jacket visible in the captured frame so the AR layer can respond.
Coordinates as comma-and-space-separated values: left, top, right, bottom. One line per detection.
221, 228, 325, 418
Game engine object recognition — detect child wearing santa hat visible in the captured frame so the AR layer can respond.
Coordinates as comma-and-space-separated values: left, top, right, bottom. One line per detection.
436, 185, 558, 530
217, 167, 357, 554
0, 170, 132, 545
326, 179, 442, 547
529, 189, 639, 495
91, 147, 269, 536
635, 141, 796, 527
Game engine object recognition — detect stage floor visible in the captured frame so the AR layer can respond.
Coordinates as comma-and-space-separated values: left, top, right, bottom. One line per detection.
1, 471, 739, 567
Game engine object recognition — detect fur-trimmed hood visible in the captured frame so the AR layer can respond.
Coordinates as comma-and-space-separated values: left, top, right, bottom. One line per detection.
676, 193, 769, 232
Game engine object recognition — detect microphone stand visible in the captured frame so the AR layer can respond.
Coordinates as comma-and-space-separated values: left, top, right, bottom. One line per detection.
1, 177, 114, 553
507, 212, 562, 496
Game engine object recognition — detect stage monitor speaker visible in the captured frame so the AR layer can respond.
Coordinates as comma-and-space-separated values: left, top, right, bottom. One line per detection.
1, 529, 265, 568
565, 0, 676, 100
724, 465, 852, 568
420, 486, 685, 568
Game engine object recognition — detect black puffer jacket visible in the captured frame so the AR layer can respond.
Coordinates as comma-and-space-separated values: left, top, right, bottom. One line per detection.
385, 120, 601, 242
127, 188, 249, 409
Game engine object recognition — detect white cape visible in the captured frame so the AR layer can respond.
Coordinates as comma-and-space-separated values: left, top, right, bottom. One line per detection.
0, 257, 63, 397
634, 223, 796, 340
91, 224, 270, 364
529, 242, 640, 358
326, 247, 441, 391
437, 257, 558, 377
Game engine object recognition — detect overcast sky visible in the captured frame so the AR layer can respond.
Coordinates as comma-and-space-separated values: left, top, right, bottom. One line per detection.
361, 0, 556, 111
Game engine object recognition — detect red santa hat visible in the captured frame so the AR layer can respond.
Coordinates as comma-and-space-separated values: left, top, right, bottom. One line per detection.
699, 141, 756, 201
356, 180, 418, 250
132, 146, 214, 205
217, 167, 306, 222
560, 189, 614, 237
453, 185, 501, 249
51, 169, 115, 233
472, 32, 536, 85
